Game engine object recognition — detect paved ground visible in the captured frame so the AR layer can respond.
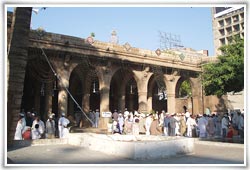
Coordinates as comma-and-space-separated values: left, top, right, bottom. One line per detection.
6, 140, 244, 165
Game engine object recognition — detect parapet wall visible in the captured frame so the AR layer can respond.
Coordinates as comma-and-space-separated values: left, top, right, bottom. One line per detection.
68, 133, 194, 160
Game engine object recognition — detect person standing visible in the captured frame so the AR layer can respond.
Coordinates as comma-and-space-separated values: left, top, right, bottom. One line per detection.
46, 114, 56, 139
214, 114, 221, 137
186, 115, 197, 137
124, 114, 133, 134
124, 108, 129, 121
197, 114, 208, 138
32, 114, 45, 139
31, 124, 42, 140
206, 114, 215, 138
221, 113, 229, 138
149, 114, 162, 136
238, 112, 244, 139
163, 113, 171, 136
94, 109, 100, 128
112, 110, 119, 122
89, 110, 95, 127
118, 112, 124, 134
180, 113, 187, 136
169, 113, 177, 136
25, 112, 33, 127
58, 112, 70, 138
14, 113, 26, 140
145, 113, 153, 135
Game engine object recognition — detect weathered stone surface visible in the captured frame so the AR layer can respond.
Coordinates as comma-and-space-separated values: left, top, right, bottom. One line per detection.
67, 133, 194, 159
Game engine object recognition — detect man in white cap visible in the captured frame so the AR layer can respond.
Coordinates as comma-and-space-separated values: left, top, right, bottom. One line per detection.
58, 112, 70, 138
14, 113, 26, 140
94, 109, 100, 128
124, 108, 129, 121
32, 114, 45, 139
46, 114, 56, 139
118, 112, 124, 134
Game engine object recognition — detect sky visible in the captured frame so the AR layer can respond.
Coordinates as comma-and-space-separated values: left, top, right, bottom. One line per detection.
8, 7, 215, 56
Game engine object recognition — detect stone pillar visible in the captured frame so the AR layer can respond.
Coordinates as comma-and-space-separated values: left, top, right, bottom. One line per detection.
97, 67, 112, 128
53, 58, 76, 117
133, 70, 151, 113
164, 74, 180, 114
147, 96, 153, 112
55, 69, 70, 117
44, 93, 52, 120
7, 7, 32, 142
58, 87, 68, 116
190, 77, 203, 114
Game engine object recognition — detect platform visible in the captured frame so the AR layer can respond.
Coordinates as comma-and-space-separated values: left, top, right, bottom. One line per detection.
8, 133, 194, 160
68, 133, 194, 160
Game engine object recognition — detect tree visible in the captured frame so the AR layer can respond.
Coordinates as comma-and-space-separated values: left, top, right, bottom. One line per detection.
202, 37, 244, 96
179, 80, 192, 97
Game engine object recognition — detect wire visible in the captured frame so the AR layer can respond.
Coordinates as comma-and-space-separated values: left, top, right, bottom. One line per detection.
40, 48, 94, 125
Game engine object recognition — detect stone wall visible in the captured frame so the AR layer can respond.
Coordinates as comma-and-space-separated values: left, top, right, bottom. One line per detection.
7, 8, 32, 142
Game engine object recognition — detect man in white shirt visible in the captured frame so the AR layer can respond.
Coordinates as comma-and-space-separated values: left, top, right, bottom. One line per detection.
58, 112, 70, 138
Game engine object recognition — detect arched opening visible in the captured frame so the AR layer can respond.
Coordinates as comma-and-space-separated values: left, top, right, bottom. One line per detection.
89, 77, 100, 111
21, 57, 56, 122
68, 67, 83, 116
176, 77, 192, 113
68, 62, 100, 127
125, 78, 138, 111
148, 75, 167, 112
109, 68, 135, 112
152, 81, 167, 112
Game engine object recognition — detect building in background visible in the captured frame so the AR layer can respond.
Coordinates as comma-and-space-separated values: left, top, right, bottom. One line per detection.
211, 7, 245, 113
211, 7, 244, 56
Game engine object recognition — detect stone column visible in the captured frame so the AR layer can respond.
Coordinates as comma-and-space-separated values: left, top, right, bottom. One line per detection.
44, 93, 52, 120
164, 74, 180, 114
53, 58, 76, 117
96, 67, 113, 128
147, 95, 153, 112
133, 70, 151, 113
190, 77, 203, 114
58, 87, 68, 115
7, 7, 32, 142
54, 68, 70, 117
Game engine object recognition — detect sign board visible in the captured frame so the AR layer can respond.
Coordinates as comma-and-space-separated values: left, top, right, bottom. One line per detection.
102, 112, 112, 118
158, 91, 167, 100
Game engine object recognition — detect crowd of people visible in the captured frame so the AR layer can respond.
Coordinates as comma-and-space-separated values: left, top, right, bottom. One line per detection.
14, 108, 244, 141
14, 111, 70, 140
108, 108, 245, 140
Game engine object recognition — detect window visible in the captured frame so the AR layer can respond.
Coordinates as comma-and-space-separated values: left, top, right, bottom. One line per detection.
219, 29, 225, 36
233, 24, 240, 32
233, 15, 239, 22
218, 20, 224, 27
219, 38, 225, 45
225, 18, 231, 26
226, 27, 232, 35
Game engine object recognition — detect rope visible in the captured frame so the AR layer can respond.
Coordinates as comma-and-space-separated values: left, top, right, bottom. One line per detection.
40, 48, 94, 125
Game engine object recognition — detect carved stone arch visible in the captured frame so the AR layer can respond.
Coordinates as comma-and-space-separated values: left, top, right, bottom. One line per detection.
110, 67, 136, 112
175, 76, 193, 98
147, 73, 168, 112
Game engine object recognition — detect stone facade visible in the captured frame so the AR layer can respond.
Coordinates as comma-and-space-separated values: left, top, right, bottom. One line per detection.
7, 8, 233, 143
